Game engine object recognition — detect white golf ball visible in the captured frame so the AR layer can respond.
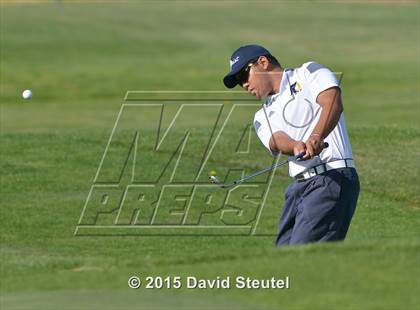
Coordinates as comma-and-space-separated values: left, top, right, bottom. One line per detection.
22, 89, 32, 99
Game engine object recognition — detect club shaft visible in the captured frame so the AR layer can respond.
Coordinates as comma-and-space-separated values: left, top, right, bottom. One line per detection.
233, 157, 292, 183
222, 152, 304, 188
220, 142, 328, 188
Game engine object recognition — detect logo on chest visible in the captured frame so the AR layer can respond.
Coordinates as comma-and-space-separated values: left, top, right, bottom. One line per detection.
290, 82, 302, 95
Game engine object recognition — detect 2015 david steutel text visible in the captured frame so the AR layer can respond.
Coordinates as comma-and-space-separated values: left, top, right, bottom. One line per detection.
128, 275, 290, 289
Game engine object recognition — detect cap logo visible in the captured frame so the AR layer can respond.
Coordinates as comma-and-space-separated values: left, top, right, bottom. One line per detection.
229, 56, 239, 68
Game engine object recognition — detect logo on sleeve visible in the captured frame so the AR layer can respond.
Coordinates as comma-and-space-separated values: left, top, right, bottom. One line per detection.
290, 82, 302, 95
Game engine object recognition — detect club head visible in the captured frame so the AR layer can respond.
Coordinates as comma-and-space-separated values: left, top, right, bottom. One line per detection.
209, 175, 222, 185
209, 175, 234, 189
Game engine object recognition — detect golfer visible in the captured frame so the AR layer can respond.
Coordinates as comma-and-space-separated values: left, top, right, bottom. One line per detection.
223, 44, 360, 246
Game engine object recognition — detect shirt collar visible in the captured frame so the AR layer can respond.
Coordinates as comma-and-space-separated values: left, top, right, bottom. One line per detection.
279, 68, 292, 94
265, 69, 291, 106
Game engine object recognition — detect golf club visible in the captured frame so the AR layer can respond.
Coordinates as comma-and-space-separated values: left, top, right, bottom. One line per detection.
209, 142, 329, 189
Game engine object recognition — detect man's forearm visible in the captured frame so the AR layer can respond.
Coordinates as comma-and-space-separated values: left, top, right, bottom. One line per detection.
311, 87, 343, 138
269, 131, 297, 156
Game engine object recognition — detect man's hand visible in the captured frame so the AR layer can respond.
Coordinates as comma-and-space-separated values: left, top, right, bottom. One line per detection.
302, 134, 325, 160
269, 131, 326, 159
293, 141, 307, 158
292, 135, 326, 161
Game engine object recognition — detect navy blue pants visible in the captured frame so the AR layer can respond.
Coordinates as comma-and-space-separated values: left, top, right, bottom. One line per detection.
276, 168, 360, 246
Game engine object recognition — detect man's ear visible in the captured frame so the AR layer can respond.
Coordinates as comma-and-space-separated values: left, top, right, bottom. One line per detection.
258, 56, 270, 70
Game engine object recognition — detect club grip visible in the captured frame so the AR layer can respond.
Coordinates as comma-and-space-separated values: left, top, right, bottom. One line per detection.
295, 142, 329, 159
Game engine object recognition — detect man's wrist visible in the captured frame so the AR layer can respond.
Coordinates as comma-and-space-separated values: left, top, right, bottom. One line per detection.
310, 132, 323, 139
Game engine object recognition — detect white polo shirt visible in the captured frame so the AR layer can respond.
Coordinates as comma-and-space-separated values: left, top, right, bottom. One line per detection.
253, 61, 354, 177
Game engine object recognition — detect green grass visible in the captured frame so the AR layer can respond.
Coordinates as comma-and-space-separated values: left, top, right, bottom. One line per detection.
1, 1, 419, 310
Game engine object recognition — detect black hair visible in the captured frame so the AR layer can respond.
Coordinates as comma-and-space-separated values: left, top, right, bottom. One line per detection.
265, 55, 281, 67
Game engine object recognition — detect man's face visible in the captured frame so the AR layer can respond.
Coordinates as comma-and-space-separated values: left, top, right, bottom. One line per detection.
236, 57, 272, 99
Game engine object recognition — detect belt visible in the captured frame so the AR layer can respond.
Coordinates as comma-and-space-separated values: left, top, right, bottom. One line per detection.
294, 159, 355, 181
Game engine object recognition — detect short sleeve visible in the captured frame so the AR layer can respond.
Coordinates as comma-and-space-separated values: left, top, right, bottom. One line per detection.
305, 62, 340, 104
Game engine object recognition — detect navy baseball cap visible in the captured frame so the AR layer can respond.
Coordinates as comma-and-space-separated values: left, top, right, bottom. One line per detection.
223, 44, 274, 88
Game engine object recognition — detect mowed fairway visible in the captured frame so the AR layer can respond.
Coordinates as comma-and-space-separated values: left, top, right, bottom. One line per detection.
1, 2, 419, 310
